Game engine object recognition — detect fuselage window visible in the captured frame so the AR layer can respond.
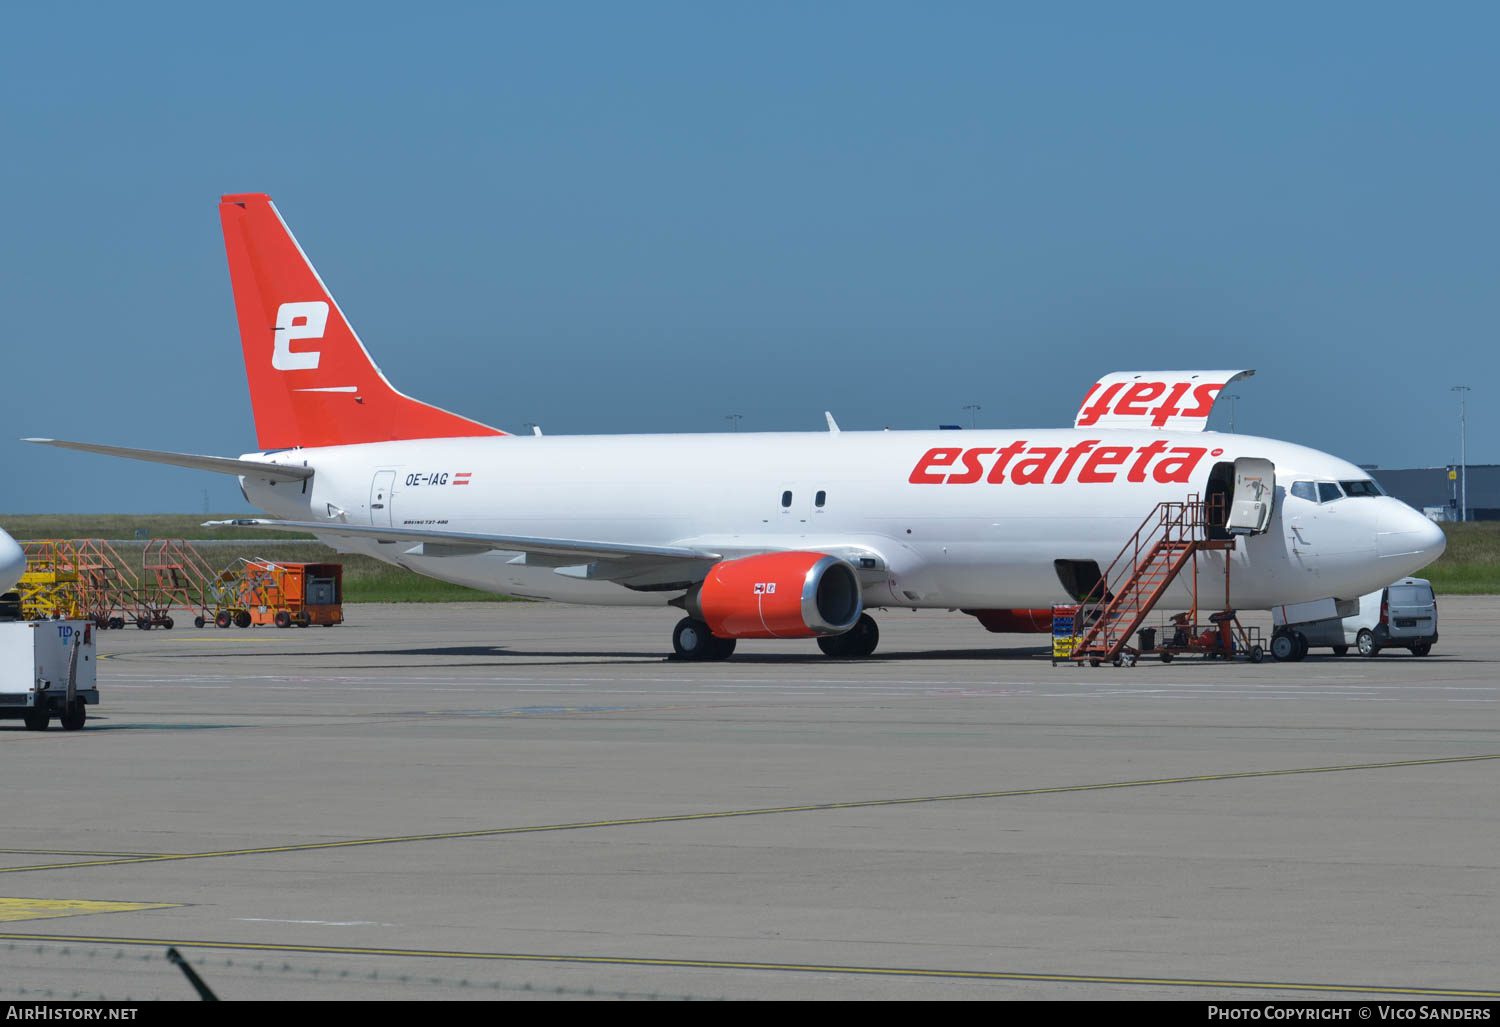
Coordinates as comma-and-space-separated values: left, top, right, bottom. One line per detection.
1290, 481, 1317, 502
1317, 482, 1343, 504
781, 490, 793, 508
815, 490, 826, 508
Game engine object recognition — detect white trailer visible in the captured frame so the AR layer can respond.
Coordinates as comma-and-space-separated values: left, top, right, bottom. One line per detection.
0, 620, 99, 731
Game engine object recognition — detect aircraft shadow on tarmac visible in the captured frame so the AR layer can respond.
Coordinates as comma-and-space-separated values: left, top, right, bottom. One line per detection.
139, 643, 1057, 666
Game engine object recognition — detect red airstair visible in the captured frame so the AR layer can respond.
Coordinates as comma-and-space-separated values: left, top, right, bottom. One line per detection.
1068, 495, 1240, 666
143, 539, 224, 628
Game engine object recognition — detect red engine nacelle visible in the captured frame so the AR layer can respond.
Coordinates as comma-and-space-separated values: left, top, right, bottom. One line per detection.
968, 608, 1054, 633
688, 552, 863, 639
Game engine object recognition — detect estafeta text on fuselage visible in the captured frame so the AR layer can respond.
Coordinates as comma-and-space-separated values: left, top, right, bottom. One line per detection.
909, 439, 1219, 486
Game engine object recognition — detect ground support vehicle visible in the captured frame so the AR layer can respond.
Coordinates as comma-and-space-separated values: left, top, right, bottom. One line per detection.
210, 559, 343, 628
1144, 611, 1266, 664
0, 620, 99, 731
1061, 488, 1269, 667
71, 539, 150, 629
15, 541, 87, 622
142, 539, 222, 628
1272, 578, 1438, 658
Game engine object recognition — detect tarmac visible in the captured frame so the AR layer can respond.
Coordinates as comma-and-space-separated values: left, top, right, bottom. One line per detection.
2, 599, 1497, 1002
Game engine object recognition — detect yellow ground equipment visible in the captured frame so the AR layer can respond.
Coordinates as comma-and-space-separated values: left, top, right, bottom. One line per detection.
17, 541, 88, 622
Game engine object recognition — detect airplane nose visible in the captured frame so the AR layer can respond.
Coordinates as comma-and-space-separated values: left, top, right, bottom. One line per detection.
1375, 504, 1447, 569
1415, 514, 1448, 564
0, 527, 25, 594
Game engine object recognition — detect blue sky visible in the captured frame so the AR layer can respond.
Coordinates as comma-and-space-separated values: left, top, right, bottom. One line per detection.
4, 1, 1495, 513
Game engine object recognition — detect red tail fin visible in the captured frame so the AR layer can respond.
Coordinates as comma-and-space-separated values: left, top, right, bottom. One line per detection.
219, 193, 505, 450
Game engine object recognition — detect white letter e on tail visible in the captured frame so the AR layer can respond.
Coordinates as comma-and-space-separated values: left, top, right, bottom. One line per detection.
273, 301, 329, 371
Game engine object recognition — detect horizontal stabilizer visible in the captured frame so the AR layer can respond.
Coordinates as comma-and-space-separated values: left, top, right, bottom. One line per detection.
233, 519, 721, 564
1074, 370, 1254, 431
22, 438, 314, 482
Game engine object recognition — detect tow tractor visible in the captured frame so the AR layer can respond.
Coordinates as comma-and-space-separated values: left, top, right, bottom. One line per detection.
0, 620, 99, 731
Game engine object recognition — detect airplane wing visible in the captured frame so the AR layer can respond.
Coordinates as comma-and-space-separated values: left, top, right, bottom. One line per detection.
23, 438, 314, 483
1074, 370, 1254, 431
236, 519, 721, 565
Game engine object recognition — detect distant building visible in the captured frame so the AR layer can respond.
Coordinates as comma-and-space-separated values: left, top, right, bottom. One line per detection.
1362, 465, 1500, 522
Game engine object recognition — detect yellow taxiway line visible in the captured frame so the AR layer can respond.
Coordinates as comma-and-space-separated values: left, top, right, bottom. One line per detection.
2, 753, 1494, 876
0, 931, 1496, 998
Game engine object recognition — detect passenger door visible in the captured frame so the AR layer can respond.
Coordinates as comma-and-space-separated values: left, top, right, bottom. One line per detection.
1226, 458, 1275, 535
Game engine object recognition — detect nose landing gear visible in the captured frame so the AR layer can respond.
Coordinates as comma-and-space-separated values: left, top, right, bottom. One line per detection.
1271, 628, 1309, 662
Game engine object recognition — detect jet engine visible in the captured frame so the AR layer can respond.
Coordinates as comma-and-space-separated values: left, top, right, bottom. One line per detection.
684, 552, 862, 638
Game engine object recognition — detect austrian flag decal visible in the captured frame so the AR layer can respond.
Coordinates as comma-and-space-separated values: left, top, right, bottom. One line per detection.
453, 472, 472, 485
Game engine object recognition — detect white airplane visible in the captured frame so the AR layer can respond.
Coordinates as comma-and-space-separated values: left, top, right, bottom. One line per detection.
0, 526, 25, 596
26, 194, 1446, 659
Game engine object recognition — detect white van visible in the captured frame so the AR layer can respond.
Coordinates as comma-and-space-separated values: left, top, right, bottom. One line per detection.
1273, 578, 1438, 658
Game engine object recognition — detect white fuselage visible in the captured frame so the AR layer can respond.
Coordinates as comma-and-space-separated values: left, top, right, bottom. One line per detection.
240, 428, 1446, 611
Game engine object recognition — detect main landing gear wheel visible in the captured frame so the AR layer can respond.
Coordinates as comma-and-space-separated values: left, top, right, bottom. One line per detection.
673, 618, 731, 661
817, 613, 879, 658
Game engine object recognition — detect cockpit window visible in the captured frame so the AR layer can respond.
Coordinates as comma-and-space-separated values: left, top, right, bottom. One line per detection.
1316, 482, 1343, 503
1339, 479, 1384, 497
1290, 481, 1316, 502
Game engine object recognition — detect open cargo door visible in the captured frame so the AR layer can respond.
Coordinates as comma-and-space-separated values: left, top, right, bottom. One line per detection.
1226, 457, 1275, 535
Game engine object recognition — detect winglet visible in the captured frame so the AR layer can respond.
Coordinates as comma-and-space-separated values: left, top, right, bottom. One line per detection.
1074, 370, 1254, 431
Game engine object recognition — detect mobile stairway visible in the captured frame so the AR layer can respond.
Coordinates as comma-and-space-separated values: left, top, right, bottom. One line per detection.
1067, 495, 1250, 666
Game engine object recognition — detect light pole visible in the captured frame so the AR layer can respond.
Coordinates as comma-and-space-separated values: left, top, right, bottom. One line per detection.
1453, 386, 1470, 522
961, 403, 981, 429
726, 413, 742, 432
